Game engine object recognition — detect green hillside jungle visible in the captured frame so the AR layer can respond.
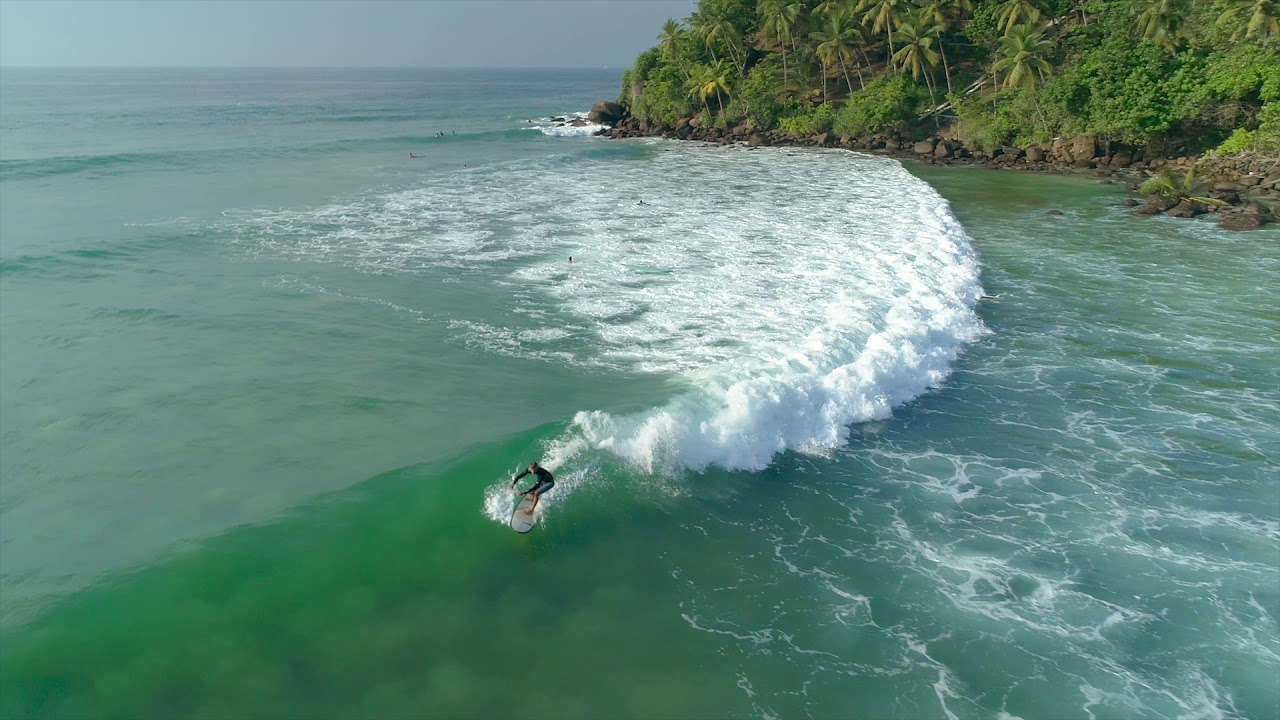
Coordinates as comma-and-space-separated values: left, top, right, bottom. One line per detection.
617, 0, 1280, 158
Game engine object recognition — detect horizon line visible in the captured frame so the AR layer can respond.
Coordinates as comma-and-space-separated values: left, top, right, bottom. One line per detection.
0, 65, 619, 70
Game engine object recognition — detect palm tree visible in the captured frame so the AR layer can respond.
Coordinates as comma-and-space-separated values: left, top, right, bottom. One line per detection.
813, 14, 867, 99
658, 18, 683, 61
917, 0, 973, 94
992, 23, 1053, 90
1217, 0, 1280, 42
814, 0, 846, 20
994, 0, 1045, 34
759, 0, 801, 88
893, 10, 941, 103
688, 62, 733, 118
692, 0, 745, 73
856, 0, 907, 64
657, 18, 690, 79
791, 42, 820, 88
687, 6, 718, 65
1133, 0, 1191, 51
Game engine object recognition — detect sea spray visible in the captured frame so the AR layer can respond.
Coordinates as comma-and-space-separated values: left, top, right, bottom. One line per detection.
461, 147, 986, 511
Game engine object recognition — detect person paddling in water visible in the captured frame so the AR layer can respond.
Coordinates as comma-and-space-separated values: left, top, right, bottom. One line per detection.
511, 461, 554, 512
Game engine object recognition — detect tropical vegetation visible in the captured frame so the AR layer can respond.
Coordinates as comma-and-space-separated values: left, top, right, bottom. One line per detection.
618, 0, 1280, 156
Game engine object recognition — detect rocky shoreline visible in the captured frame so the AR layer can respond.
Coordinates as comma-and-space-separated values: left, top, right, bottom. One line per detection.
584, 101, 1278, 232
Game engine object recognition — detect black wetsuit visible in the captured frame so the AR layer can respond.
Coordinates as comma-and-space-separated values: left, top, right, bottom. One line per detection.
514, 466, 554, 495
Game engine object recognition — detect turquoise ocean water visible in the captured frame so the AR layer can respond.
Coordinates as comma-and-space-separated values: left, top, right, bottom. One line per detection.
1, 68, 1277, 719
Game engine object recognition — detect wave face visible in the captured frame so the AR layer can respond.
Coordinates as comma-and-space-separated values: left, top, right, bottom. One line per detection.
558, 153, 982, 474
246, 142, 980, 460
219, 140, 983, 513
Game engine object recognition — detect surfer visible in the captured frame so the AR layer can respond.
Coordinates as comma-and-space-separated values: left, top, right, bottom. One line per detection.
511, 462, 554, 511
409, 152, 419, 159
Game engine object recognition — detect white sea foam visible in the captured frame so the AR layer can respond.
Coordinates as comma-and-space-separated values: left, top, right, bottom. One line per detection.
544, 149, 985, 475
223, 142, 983, 502
526, 111, 605, 137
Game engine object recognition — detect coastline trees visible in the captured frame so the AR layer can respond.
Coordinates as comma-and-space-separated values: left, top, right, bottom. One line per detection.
689, 62, 734, 117
992, 23, 1052, 90
618, 0, 1279, 157
813, 12, 867, 102
892, 10, 942, 103
993, 0, 1045, 34
1218, 0, 1280, 42
916, 0, 971, 94
759, 0, 801, 89
1133, 0, 1191, 51
856, 0, 908, 63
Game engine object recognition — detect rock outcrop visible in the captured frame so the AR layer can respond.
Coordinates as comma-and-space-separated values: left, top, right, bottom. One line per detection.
586, 101, 625, 126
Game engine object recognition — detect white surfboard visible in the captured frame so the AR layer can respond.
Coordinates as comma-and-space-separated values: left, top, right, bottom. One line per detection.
510, 494, 538, 533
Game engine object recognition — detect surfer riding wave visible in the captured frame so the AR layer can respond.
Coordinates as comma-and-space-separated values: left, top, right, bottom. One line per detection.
511, 461, 554, 512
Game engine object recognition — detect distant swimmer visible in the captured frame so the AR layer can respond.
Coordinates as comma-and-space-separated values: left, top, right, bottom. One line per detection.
637, 200, 647, 206
511, 461, 554, 512
568, 256, 573, 264
409, 152, 420, 159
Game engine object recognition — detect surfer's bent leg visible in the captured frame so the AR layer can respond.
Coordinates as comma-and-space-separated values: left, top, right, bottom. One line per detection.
529, 478, 554, 509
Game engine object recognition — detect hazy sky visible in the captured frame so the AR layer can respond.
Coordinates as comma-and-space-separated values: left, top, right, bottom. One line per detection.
0, 0, 696, 68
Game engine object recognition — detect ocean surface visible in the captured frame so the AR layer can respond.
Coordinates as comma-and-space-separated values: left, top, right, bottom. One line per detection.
1, 68, 1277, 720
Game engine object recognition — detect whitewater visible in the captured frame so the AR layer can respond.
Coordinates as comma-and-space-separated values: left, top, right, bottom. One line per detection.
216, 138, 984, 516
3, 69, 1275, 720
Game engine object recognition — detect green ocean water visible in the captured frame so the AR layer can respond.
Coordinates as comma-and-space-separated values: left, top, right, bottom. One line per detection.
1, 69, 1277, 719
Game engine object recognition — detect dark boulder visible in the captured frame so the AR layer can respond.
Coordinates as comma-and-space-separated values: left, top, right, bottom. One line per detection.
1047, 209, 1064, 216
1026, 146, 1045, 163
1111, 153, 1133, 169
747, 133, 767, 147
1070, 135, 1098, 161
913, 139, 937, 154
1240, 175, 1262, 187
1125, 198, 1141, 207
1136, 195, 1178, 215
1219, 212, 1265, 230
1218, 203, 1271, 230
1166, 200, 1207, 218
1074, 158, 1097, 169
587, 101, 626, 126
